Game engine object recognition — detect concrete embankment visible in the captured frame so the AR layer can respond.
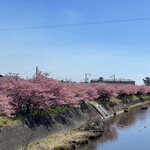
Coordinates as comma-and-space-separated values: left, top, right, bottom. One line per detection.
1, 98, 150, 150
0, 104, 103, 150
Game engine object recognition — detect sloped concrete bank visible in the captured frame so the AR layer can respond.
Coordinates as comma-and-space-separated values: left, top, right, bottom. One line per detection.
0, 104, 103, 150
1, 98, 150, 150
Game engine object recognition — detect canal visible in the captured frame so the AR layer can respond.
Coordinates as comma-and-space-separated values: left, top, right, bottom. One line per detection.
79, 106, 150, 150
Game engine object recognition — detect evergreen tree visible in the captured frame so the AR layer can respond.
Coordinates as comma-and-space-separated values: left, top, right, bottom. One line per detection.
143, 77, 150, 86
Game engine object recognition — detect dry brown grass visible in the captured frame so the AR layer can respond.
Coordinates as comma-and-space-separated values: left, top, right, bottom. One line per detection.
123, 101, 150, 110
88, 101, 98, 105
26, 130, 94, 150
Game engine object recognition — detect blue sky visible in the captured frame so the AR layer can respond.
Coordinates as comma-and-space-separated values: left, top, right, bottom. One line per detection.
1, 0, 150, 84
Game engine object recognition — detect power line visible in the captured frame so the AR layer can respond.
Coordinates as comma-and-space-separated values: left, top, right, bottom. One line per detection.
1, 17, 150, 31
20, 68, 35, 76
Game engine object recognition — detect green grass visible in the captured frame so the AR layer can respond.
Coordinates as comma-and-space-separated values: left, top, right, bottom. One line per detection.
0, 105, 75, 127
110, 95, 150, 103
27, 105, 75, 119
110, 98, 122, 102
110, 95, 147, 102
141, 95, 150, 99
0, 117, 21, 127
132, 95, 139, 101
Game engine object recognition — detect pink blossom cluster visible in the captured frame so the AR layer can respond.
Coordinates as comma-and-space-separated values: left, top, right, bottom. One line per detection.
0, 72, 150, 116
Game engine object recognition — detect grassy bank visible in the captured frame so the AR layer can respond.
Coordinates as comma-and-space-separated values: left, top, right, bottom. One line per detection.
0, 117, 20, 127
0, 105, 74, 128
109, 95, 150, 110
124, 100, 150, 110
26, 129, 102, 150
110, 95, 150, 103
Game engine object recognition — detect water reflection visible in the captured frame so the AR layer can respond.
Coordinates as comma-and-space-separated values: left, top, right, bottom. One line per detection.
100, 126, 118, 143
115, 109, 143, 128
79, 107, 149, 150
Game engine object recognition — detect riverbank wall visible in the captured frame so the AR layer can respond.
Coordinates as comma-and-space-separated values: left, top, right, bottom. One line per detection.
0, 103, 104, 150
1, 97, 150, 150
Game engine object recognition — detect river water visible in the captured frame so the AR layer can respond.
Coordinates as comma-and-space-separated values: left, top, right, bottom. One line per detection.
79, 106, 150, 150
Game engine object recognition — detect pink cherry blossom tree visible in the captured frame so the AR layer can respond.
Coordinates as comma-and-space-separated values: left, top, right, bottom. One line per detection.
0, 94, 13, 117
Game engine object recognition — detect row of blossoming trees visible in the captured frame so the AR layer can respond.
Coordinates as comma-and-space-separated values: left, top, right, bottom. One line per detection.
0, 72, 150, 117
